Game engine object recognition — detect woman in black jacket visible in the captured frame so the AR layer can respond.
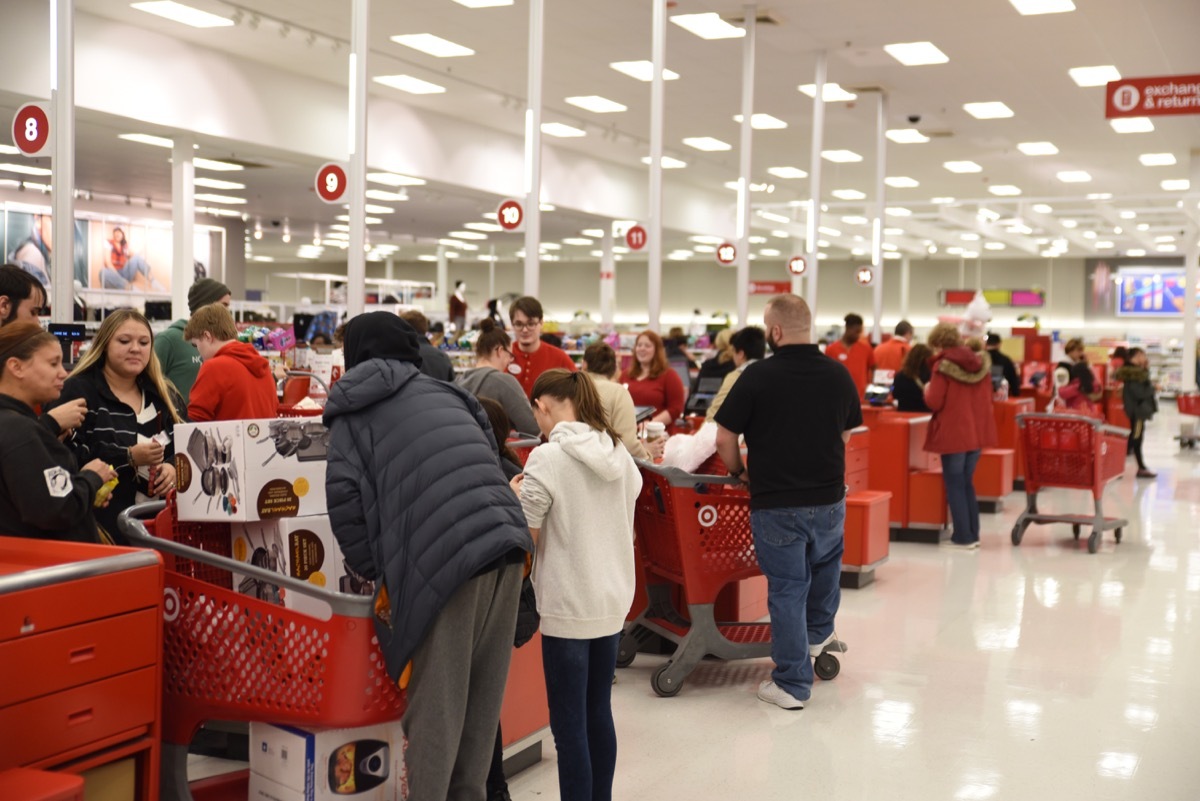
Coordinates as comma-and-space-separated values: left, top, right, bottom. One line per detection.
892, 344, 933, 412
1116, 347, 1157, 478
49, 309, 183, 544
0, 323, 117, 541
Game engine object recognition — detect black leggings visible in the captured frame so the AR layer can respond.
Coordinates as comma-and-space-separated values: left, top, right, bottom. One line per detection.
1129, 419, 1147, 470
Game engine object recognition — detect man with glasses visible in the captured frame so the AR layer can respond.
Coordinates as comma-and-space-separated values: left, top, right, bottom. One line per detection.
509, 296, 575, 398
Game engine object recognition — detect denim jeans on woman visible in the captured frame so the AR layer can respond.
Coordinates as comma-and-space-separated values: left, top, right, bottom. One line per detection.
941, 450, 982, 545
750, 500, 845, 702
541, 633, 621, 801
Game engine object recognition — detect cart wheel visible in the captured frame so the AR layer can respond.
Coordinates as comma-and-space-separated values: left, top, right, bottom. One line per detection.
1114, 528, 1122, 543
1087, 530, 1100, 554
615, 634, 638, 669
814, 652, 841, 681
1011, 523, 1026, 546
651, 664, 683, 697
1072, 523, 1081, 539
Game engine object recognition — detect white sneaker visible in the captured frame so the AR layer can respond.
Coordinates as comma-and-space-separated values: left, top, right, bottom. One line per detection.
809, 632, 836, 658
940, 540, 979, 551
757, 680, 804, 710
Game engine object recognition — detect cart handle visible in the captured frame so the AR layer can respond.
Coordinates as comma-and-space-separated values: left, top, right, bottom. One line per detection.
635, 459, 744, 488
117, 502, 379, 619
508, 437, 542, 450
277, 370, 331, 396
1015, 411, 1130, 438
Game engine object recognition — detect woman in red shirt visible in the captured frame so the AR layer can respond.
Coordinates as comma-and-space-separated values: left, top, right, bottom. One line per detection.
621, 330, 684, 425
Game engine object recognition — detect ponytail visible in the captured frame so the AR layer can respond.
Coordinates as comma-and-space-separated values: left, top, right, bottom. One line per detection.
531, 368, 621, 446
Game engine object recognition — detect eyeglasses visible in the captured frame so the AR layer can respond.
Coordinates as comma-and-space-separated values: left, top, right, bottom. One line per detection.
511, 320, 541, 331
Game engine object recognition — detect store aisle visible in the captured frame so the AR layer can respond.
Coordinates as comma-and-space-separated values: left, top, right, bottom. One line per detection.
509, 407, 1200, 801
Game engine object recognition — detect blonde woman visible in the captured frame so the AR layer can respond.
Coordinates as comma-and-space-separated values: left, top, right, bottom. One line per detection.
49, 309, 184, 543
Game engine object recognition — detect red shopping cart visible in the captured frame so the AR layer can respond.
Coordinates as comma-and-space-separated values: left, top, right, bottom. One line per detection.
118, 499, 405, 801
1011, 413, 1129, 554
508, 437, 541, 467
1175, 393, 1200, 449
277, 370, 330, 417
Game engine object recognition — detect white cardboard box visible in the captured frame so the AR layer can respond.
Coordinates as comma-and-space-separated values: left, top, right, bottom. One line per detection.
174, 418, 328, 522
249, 722, 407, 801
232, 516, 341, 618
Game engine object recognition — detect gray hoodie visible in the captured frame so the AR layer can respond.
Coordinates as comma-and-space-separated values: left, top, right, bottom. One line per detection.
520, 421, 642, 639
456, 365, 541, 437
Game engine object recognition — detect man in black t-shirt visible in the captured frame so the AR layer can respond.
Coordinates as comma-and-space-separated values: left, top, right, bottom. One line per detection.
986, 333, 1021, 398
714, 294, 862, 710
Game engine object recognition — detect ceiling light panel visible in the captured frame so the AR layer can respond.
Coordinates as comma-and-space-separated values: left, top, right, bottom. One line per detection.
768, 166, 808, 179
885, 176, 920, 188
822, 149, 863, 163
131, 1, 233, 28
610, 61, 679, 81
944, 160, 983, 173
193, 192, 245, 204
365, 189, 409, 201
390, 33, 474, 57
194, 158, 243, 172
451, 0, 513, 7
1032, 204, 1054, 213
683, 136, 731, 151
1009, 0, 1075, 14
465, 222, 503, 232
886, 129, 930, 144
1162, 179, 1190, 191
565, 95, 626, 113
373, 75, 446, 94
832, 189, 866, 200
989, 185, 1022, 196
1111, 117, 1154, 133
669, 12, 745, 39
1018, 141, 1058, 155
1139, 153, 1176, 166
193, 177, 244, 190
119, 132, 175, 148
964, 101, 1015, 119
798, 83, 858, 102
562, 238, 594, 246
1068, 65, 1121, 87
367, 172, 426, 186
733, 113, 788, 130
884, 41, 949, 66
450, 230, 488, 240
641, 156, 687, 168
541, 122, 586, 138
1057, 171, 1092, 183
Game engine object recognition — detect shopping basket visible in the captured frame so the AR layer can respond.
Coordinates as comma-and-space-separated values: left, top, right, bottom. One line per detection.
1011, 413, 1129, 554
118, 499, 405, 801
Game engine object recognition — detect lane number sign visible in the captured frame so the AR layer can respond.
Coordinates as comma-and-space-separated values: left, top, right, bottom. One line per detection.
625, 224, 648, 251
856, 266, 875, 286
715, 242, 737, 265
787, 255, 807, 276
498, 199, 524, 231
315, 163, 348, 204
12, 103, 50, 158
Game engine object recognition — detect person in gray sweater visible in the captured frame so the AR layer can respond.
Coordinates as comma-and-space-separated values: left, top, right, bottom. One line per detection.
456, 319, 540, 437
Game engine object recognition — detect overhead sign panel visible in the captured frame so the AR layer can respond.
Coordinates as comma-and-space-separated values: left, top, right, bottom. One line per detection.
1106, 74, 1200, 118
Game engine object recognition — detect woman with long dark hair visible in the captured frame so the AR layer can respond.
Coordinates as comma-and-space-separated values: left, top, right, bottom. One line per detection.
892, 343, 933, 412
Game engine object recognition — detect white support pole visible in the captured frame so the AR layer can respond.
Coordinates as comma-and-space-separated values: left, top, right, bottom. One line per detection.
170, 136, 195, 320
436, 245, 448, 318
804, 52, 827, 311
346, 0, 369, 318
900, 256, 911, 319
975, 256, 983, 291
600, 227, 616, 328
647, 0, 666, 331
523, 0, 545, 298
49, 0, 74, 324
385, 255, 394, 281
1182, 149, 1200, 390
735, 5, 756, 328
870, 90, 887, 343
488, 245, 496, 303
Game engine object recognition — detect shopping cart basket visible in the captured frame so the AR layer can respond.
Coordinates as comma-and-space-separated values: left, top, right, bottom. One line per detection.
1011, 413, 1129, 554
619, 463, 844, 697
277, 370, 330, 417
119, 499, 405, 801
1175, 393, 1200, 449
508, 437, 541, 467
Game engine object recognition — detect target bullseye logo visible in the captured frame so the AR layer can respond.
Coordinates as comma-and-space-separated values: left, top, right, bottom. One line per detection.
698, 505, 718, 527
163, 587, 181, 622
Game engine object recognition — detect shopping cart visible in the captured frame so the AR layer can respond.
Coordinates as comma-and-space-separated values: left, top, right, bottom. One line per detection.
508, 437, 541, 466
618, 463, 844, 697
277, 370, 330, 417
1175, 393, 1200, 449
1011, 413, 1130, 554
119, 499, 405, 801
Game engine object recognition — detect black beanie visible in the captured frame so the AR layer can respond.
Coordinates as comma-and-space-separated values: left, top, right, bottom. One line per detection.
188, 278, 231, 313
342, 312, 424, 370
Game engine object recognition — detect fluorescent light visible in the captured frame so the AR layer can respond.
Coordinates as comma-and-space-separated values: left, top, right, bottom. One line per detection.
683, 136, 731, 152
985, 242, 1007, 251
335, 215, 384, 224
1155, 235, 1176, 242
961, 233, 981, 241
562, 238, 594, 246
822, 149, 862, 163
450, 230, 488, 240
1061, 219, 1077, 228
841, 216, 869, 225
451, 0, 512, 7
365, 189, 409, 201
693, 245, 716, 254
1009, 0, 1075, 14
818, 226, 842, 237
1068, 65, 1120, 87
194, 157, 243, 172
1119, 210, 1137, 219
364, 204, 395, 214
886, 207, 913, 216
373, 74, 446, 94
1033, 203, 1054, 213
885, 176, 920, 188
131, 1, 233, 28
1126, 249, 1147, 257
118, 132, 175, 148
390, 33, 474, 58
540, 242, 562, 251
1018, 141, 1058, 155
760, 248, 781, 257
1086, 192, 1113, 200
0, 145, 18, 155
886, 129, 930, 144
977, 208, 1002, 223
465, 222, 503, 232
832, 189, 866, 200
541, 122, 586, 138
418, 254, 439, 262
798, 83, 858, 102
610, 61, 679, 82
194, 176, 244, 190
539, 203, 556, 212
1057, 170, 1092, 183
0, 163, 51, 176
724, 181, 774, 193
931, 197, 956, 204
331, 224, 351, 232
884, 41, 949, 66
964, 101, 1014, 119
669, 12, 745, 39
944, 160, 983, 173
1157, 243, 1177, 252
733, 113, 788, 130
1111, 117, 1154, 133
566, 95, 626, 113
989, 185, 1022, 196
368, 172, 425, 187
582, 229, 605, 237
768, 166, 808, 179
641, 156, 688, 169
1093, 241, 1113, 249
1139, 153, 1176, 166
193, 192, 245, 204
1162, 179, 1190, 191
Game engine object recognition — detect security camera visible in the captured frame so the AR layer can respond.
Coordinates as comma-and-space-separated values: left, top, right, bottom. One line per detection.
907, 114, 921, 124
271, 220, 282, 227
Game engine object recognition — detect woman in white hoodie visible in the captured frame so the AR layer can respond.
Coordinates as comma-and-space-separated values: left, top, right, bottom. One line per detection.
512, 369, 641, 801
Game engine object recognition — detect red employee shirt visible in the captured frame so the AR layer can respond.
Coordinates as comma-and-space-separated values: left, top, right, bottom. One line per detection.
511, 341, 577, 398
874, 338, 910, 373
825, 337, 875, 399
188, 341, 280, 422
621, 369, 685, 422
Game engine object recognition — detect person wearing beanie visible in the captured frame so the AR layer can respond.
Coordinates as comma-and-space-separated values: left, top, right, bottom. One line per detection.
154, 278, 231, 405
324, 311, 532, 800
185, 303, 278, 422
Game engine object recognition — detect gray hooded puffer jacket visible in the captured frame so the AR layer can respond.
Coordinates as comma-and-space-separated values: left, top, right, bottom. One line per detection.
323, 357, 533, 680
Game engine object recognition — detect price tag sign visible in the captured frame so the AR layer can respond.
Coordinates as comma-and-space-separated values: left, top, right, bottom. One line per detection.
12, 103, 50, 158
625, 224, 648, 251
497, 199, 524, 231
787, 255, 807, 276
715, 242, 737, 266
315, 163, 348, 204
856, 266, 875, 286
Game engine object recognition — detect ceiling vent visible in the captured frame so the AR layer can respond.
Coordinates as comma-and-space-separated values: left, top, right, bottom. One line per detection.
723, 10, 782, 25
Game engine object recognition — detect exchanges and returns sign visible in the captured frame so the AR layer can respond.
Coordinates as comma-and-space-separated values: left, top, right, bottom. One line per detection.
748, 280, 791, 296
1106, 74, 1200, 118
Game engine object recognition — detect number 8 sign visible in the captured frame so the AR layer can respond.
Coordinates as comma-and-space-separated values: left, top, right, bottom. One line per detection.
315, 162, 348, 204
11, 103, 50, 158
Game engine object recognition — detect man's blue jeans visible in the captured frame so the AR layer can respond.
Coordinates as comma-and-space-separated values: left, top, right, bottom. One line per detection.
940, 450, 982, 545
750, 500, 845, 702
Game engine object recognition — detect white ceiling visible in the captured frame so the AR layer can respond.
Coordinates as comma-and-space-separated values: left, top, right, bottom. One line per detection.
17, 0, 1200, 265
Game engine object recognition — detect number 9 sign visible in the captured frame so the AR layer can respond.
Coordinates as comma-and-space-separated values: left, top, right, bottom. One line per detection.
315, 162, 348, 204
11, 103, 50, 158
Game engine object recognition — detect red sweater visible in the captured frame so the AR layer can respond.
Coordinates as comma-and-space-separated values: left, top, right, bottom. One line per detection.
923, 346, 998, 454
825, 337, 875, 399
512, 341, 577, 398
188, 341, 279, 422
621, 369, 685, 422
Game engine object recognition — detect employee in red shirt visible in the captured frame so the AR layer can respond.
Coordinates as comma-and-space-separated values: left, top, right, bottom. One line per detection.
185, 303, 279, 421
873, 320, 913, 373
620, 330, 685, 425
509, 296, 576, 398
825, 313, 875, 399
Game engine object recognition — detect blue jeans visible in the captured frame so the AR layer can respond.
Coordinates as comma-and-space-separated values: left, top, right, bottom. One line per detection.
750, 501, 845, 702
541, 633, 620, 801
941, 450, 981, 544
100, 254, 153, 289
